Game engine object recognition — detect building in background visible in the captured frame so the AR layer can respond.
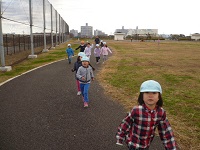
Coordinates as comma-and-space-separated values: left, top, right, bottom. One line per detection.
115, 26, 158, 37
70, 29, 78, 37
191, 33, 200, 41
114, 33, 125, 40
94, 29, 107, 36
81, 23, 93, 38
115, 26, 129, 35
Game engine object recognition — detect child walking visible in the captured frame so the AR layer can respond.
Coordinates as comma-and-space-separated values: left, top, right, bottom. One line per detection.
66, 44, 74, 64
116, 80, 177, 150
100, 43, 112, 64
94, 44, 101, 64
76, 56, 94, 108
71, 52, 86, 96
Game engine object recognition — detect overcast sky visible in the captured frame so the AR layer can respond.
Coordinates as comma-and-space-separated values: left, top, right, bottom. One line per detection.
48, 0, 200, 36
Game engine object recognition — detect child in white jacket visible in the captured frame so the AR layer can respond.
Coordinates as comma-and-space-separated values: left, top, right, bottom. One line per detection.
84, 43, 93, 61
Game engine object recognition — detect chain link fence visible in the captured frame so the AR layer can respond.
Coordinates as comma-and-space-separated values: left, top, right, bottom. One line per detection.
0, 0, 69, 67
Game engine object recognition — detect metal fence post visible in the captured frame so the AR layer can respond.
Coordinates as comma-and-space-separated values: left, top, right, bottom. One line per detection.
0, 0, 12, 71
55, 10, 58, 46
42, 0, 48, 52
50, 4, 55, 49
28, 0, 37, 58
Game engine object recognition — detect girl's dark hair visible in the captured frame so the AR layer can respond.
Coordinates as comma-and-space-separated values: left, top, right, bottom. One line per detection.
138, 92, 163, 107
77, 56, 81, 61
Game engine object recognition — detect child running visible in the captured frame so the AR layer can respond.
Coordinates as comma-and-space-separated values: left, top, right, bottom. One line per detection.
66, 44, 74, 64
76, 56, 94, 108
94, 44, 101, 64
71, 52, 86, 96
116, 80, 177, 150
100, 43, 112, 64
84, 42, 92, 60
75, 41, 86, 52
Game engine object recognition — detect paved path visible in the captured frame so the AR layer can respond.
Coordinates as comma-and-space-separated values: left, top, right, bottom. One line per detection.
0, 53, 165, 150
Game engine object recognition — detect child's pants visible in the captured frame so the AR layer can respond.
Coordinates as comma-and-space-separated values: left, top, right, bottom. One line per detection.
76, 80, 81, 91
103, 55, 108, 62
68, 55, 72, 63
95, 57, 100, 62
80, 83, 90, 102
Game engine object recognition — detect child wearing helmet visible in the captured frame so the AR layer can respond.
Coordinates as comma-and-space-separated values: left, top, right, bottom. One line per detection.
100, 43, 112, 64
84, 43, 92, 61
71, 52, 86, 96
66, 44, 74, 64
116, 80, 177, 150
94, 44, 101, 64
76, 56, 94, 108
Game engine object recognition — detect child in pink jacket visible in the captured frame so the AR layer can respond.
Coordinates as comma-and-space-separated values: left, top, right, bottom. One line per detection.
100, 43, 112, 64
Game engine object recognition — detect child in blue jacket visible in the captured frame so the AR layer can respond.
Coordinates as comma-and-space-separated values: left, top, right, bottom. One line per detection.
66, 44, 74, 64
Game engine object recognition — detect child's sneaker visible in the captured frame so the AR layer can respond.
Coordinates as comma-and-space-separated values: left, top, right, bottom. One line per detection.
84, 102, 88, 108
77, 91, 81, 95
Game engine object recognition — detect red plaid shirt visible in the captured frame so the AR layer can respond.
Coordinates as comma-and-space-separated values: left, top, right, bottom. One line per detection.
116, 104, 177, 149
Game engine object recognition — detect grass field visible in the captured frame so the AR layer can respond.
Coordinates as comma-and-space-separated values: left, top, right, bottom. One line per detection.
97, 40, 200, 150
0, 39, 200, 149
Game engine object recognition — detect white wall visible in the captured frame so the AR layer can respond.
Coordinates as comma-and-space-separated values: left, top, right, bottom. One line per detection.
114, 34, 124, 40
191, 34, 200, 41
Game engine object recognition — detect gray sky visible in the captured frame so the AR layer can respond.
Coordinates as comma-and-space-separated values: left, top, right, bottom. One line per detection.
48, 0, 200, 36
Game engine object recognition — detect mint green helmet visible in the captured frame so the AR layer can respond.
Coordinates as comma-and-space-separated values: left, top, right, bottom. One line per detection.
140, 80, 162, 94
81, 56, 89, 62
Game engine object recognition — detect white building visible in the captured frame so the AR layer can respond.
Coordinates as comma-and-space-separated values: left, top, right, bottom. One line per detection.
81, 23, 93, 38
191, 33, 200, 41
127, 29, 158, 36
116, 26, 158, 37
114, 33, 125, 40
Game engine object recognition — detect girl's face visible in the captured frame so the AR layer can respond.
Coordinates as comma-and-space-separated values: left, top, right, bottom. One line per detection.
82, 61, 89, 67
143, 92, 159, 110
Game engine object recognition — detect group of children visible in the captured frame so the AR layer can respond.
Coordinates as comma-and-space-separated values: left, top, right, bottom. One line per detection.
67, 40, 112, 108
66, 41, 177, 150
66, 40, 112, 65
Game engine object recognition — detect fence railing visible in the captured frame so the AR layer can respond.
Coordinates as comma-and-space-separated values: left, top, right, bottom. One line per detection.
0, 0, 69, 70
3, 33, 67, 55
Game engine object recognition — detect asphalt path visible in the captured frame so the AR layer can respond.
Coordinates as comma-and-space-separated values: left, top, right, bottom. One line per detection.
0, 52, 165, 150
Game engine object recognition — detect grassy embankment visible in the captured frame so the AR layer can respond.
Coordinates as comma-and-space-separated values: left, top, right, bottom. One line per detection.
97, 40, 200, 150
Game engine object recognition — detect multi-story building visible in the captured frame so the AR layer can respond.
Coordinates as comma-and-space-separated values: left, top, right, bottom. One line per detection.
81, 23, 93, 38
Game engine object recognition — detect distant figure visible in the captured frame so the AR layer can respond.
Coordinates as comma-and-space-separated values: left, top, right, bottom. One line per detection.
94, 36, 100, 44
66, 44, 74, 64
75, 41, 86, 52
100, 40, 104, 48
100, 43, 112, 64
157, 38, 160, 45
131, 38, 133, 42
94, 44, 101, 64
84, 43, 92, 60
